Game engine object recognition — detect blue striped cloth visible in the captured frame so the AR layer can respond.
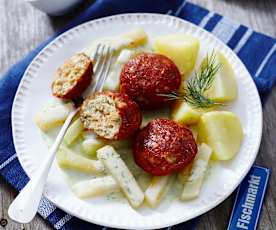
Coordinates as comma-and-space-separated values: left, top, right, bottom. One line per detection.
0, 0, 275, 229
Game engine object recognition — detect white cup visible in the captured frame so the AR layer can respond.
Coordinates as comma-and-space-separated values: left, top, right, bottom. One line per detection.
27, 0, 84, 16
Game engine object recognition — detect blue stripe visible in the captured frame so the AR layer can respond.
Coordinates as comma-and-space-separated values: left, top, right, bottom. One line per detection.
1, 1, 276, 230
254, 50, 276, 93
257, 47, 276, 78
180, 2, 209, 25
204, 14, 222, 32
227, 25, 247, 49
47, 209, 69, 226
174, 0, 187, 16
238, 32, 275, 76
0, 159, 29, 191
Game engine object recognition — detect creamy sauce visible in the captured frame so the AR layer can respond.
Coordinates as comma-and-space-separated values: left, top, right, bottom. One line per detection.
41, 41, 200, 206
42, 104, 176, 204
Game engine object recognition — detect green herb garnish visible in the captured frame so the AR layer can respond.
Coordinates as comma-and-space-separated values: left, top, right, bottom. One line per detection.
159, 52, 223, 108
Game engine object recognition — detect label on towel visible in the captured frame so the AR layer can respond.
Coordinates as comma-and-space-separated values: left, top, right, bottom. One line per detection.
227, 165, 270, 230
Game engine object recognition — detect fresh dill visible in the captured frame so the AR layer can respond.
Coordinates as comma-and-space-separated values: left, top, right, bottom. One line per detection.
159, 52, 223, 108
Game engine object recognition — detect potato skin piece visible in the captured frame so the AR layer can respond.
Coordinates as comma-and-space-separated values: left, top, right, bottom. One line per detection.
52, 53, 93, 100
133, 118, 197, 176
120, 53, 181, 109
80, 91, 142, 140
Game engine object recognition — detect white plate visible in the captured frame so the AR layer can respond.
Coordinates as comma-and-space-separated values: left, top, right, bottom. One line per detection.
12, 13, 262, 229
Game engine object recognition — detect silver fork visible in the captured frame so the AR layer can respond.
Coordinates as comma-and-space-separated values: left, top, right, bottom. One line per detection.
8, 44, 113, 224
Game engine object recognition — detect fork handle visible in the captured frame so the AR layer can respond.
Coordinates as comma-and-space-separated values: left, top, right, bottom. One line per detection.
8, 109, 79, 224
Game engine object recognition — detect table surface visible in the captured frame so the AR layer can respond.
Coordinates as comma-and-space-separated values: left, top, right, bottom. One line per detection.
1, 0, 276, 229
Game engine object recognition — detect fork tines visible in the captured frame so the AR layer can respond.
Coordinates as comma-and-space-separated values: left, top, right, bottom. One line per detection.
91, 44, 113, 93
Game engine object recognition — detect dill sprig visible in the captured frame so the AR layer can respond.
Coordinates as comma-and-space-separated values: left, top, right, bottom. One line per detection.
159, 52, 223, 108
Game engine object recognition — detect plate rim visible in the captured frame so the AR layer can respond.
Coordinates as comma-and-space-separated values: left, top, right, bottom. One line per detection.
11, 13, 263, 229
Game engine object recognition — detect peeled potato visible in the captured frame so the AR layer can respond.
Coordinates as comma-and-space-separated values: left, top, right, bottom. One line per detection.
171, 101, 202, 125
205, 52, 237, 102
153, 34, 200, 76
198, 111, 243, 160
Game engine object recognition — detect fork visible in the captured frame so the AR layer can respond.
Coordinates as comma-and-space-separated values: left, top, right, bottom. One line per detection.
8, 44, 113, 224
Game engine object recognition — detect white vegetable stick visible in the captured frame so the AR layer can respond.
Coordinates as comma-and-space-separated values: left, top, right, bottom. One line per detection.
103, 70, 120, 91
56, 146, 104, 174
64, 118, 84, 146
138, 173, 152, 191
82, 130, 97, 139
35, 102, 74, 131
117, 49, 135, 63
145, 175, 174, 208
121, 29, 148, 47
177, 163, 193, 184
104, 49, 135, 91
97, 145, 144, 208
72, 176, 119, 198
181, 143, 212, 201
84, 29, 148, 57
178, 127, 198, 184
81, 138, 104, 156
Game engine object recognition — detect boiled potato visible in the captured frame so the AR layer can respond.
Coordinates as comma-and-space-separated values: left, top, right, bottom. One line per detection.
198, 111, 243, 160
153, 34, 200, 76
171, 101, 202, 125
205, 52, 237, 102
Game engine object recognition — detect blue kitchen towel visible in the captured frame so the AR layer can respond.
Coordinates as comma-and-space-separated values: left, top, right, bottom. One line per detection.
0, 0, 275, 229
